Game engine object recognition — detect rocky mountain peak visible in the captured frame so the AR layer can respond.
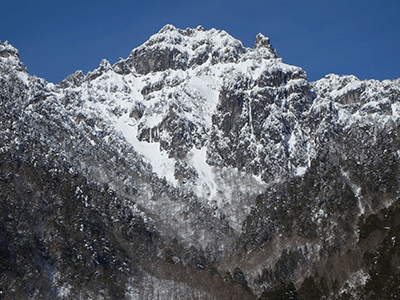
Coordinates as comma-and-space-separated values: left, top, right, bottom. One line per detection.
98, 58, 112, 70
0, 41, 28, 76
2, 25, 400, 300
253, 33, 278, 59
115, 25, 249, 75
0, 40, 19, 59
77, 25, 280, 81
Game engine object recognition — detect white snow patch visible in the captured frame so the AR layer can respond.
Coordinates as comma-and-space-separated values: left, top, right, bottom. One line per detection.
185, 75, 220, 127
114, 117, 177, 185
392, 102, 400, 118
188, 147, 217, 199
17, 72, 29, 85
295, 166, 307, 176
288, 132, 296, 149
144, 113, 164, 128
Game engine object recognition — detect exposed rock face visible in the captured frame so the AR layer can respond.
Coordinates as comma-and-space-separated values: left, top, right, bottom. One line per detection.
1, 26, 400, 299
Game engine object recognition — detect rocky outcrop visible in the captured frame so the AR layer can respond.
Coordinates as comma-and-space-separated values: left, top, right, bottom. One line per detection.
0, 41, 19, 58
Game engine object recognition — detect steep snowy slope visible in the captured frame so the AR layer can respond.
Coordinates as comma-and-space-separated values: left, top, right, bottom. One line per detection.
54, 24, 303, 237
1, 25, 400, 299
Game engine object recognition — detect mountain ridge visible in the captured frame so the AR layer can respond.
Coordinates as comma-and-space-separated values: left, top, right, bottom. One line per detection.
1, 25, 400, 299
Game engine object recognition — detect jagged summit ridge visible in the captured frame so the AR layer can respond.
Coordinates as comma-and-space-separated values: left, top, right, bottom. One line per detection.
57, 25, 285, 88
111, 24, 279, 76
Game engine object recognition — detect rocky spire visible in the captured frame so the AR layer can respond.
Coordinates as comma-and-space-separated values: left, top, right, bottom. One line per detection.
253, 33, 278, 58
0, 40, 20, 58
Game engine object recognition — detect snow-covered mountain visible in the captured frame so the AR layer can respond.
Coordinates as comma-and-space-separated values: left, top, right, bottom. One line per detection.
1, 25, 400, 299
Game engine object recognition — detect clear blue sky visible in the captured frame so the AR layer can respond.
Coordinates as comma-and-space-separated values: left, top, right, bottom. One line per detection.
1, 0, 399, 83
